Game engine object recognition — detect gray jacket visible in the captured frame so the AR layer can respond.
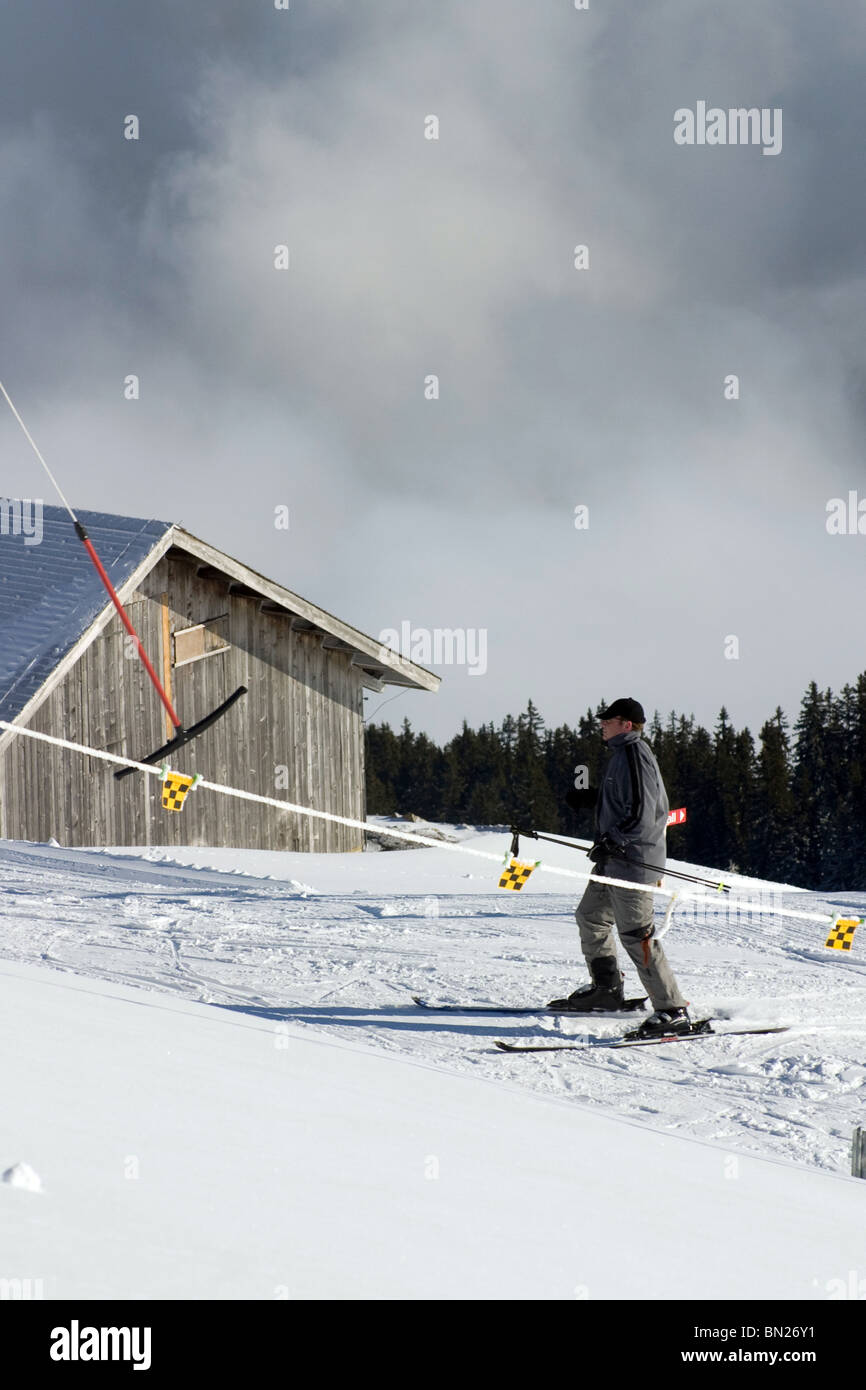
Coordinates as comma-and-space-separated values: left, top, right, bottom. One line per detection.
594, 731, 668, 883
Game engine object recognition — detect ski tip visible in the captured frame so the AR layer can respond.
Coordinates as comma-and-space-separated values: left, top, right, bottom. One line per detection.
494, 1040, 515, 1051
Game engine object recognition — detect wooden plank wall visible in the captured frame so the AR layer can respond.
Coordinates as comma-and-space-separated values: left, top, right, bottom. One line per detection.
0, 550, 367, 851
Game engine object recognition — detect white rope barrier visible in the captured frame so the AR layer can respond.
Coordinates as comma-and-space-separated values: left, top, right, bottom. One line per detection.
0, 718, 851, 931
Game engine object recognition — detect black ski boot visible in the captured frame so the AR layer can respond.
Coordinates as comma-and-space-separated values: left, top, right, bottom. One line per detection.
547, 959, 625, 1013
630, 1007, 692, 1039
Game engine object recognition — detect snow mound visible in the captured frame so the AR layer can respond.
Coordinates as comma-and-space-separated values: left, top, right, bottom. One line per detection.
2, 1161, 42, 1192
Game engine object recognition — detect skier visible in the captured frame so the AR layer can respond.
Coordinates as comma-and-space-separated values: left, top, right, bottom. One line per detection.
548, 697, 692, 1037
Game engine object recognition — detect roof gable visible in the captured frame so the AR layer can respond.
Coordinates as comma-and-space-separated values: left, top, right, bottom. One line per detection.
168, 527, 439, 695
0, 505, 438, 728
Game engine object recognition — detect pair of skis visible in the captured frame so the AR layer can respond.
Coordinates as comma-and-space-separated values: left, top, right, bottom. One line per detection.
411, 996, 789, 1052
411, 994, 648, 1017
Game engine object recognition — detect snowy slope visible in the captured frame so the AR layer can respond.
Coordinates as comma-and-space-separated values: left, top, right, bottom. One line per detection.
3, 958, 865, 1300
2, 826, 865, 1298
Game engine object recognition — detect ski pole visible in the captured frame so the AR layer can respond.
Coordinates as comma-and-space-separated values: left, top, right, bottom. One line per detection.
513, 825, 732, 893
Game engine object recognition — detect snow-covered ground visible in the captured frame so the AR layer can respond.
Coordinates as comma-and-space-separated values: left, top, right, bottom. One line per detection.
2, 821, 865, 1299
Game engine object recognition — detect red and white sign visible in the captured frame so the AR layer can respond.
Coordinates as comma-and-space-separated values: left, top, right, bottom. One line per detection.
667, 807, 687, 826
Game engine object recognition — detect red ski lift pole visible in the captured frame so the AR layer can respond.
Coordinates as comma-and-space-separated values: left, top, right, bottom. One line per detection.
77, 516, 249, 778
73, 518, 181, 731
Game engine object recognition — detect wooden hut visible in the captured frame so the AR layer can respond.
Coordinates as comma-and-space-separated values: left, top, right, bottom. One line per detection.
0, 507, 438, 850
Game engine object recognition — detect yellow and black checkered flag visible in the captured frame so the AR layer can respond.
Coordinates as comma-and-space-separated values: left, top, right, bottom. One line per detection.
162, 771, 196, 813
825, 917, 862, 952
498, 859, 537, 891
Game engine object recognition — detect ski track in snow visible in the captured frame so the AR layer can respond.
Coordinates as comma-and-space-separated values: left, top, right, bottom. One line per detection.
1, 829, 865, 1176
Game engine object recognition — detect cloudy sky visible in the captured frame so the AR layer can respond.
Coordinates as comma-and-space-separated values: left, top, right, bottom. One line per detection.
1, 1, 865, 744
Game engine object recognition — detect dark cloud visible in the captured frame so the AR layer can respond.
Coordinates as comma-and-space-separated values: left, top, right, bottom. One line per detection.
1, 1, 864, 743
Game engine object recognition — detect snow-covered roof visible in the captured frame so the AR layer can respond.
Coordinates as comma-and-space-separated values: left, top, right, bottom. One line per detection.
0, 505, 438, 728
0, 508, 171, 723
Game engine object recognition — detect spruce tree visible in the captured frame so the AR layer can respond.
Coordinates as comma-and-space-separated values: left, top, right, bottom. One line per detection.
838, 674, 866, 888
439, 722, 473, 822
677, 719, 714, 865
509, 701, 558, 830
364, 722, 401, 814
749, 708, 796, 882
792, 682, 833, 887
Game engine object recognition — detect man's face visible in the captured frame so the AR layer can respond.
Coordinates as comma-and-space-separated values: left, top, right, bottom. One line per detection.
601, 716, 632, 742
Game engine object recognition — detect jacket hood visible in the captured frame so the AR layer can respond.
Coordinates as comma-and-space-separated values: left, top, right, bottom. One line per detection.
606, 730, 642, 748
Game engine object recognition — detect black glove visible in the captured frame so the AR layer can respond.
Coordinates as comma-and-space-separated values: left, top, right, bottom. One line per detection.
588, 832, 626, 863
565, 786, 598, 812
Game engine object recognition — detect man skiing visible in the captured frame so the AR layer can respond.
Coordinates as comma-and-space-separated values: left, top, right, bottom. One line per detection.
549, 697, 691, 1038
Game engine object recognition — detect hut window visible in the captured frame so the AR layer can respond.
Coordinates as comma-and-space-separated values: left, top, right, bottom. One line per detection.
173, 614, 230, 667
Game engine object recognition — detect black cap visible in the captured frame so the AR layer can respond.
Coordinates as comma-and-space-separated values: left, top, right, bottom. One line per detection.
599, 697, 645, 724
